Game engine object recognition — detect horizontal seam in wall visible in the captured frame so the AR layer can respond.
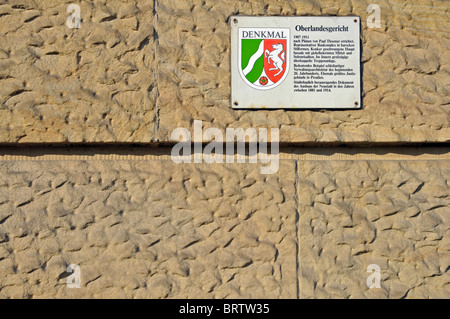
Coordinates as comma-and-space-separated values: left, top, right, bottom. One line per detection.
0, 145, 449, 161
1, 154, 450, 161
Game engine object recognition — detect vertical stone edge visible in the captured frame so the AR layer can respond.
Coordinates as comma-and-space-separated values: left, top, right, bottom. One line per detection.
294, 159, 300, 299
152, 0, 160, 142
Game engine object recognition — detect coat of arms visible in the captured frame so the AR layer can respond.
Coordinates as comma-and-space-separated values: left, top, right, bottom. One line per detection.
239, 28, 290, 90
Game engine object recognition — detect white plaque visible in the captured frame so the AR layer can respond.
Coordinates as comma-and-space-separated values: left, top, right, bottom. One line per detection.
231, 16, 361, 109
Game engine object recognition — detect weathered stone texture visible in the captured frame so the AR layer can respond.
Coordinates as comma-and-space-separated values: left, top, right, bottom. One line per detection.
0, 0, 449, 300
0, 160, 297, 298
156, 0, 450, 142
0, 0, 155, 143
0, 0, 448, 143
0, 155, 448, 299
298, 160, 450, 299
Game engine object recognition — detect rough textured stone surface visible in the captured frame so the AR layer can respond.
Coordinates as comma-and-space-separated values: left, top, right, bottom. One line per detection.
0, 0, 155, 143
0, 0, 449, 301
298, 160, 450, 299
0, 160, 297, 298
0, 154, 448, 299
156, 0, 450, 142
0, 0, 448, 143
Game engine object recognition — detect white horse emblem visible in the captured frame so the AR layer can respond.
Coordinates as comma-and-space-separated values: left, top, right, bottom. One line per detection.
265, 43, 285, 77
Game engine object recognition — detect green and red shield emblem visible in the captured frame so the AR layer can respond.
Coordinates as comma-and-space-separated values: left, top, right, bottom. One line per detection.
239, 28, 290, 90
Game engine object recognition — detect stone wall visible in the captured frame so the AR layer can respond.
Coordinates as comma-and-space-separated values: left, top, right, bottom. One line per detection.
298, 159, 449, 298
0, 149, 449, 298
0, 0, 449, 299
1, 0, 449, 143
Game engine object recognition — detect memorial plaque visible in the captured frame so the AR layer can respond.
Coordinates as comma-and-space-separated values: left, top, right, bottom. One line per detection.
231, 16, 361, 109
